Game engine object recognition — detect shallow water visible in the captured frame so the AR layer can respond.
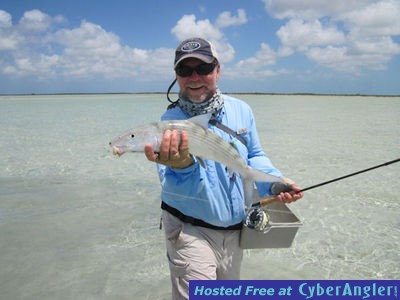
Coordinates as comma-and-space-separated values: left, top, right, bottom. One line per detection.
1, 94, 399, 299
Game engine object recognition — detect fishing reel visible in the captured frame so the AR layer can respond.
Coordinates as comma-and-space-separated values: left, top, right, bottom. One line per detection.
244, 207, 270, 231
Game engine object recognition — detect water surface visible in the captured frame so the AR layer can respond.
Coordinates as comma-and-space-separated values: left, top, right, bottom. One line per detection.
1, 94, 399, 299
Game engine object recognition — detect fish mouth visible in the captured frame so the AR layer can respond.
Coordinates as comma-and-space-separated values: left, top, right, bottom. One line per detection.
111, 145, 125, 156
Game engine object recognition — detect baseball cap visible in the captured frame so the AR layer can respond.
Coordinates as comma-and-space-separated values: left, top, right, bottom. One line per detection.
174, 37, 219, 68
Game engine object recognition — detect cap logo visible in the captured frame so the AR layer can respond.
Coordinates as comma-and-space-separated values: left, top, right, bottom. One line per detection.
181, 41, 201, 52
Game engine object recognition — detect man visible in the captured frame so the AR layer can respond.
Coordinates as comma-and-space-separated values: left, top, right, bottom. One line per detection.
144, 37, 303, 299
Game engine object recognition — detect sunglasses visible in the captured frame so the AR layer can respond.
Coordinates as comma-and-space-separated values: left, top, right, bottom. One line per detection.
175, 61, 217, 77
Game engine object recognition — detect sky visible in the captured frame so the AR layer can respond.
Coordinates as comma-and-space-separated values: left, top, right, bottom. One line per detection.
0, 0, 399, 95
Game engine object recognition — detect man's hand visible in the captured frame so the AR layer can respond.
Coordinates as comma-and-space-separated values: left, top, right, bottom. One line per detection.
144, 129, 194, 169
275, 183, 304, 203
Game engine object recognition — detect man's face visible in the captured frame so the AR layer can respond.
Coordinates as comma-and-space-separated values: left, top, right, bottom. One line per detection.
176, 58, 220, 103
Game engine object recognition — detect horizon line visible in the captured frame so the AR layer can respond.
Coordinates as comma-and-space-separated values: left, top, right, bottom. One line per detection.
1, 92, 400, 97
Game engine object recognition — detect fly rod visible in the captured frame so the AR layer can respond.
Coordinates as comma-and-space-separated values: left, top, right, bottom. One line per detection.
252, 158, 400, 207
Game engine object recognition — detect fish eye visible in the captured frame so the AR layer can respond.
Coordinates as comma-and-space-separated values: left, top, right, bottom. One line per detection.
131, 134, 135, 138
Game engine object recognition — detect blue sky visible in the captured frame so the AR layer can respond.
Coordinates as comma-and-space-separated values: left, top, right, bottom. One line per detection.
1, 0, 399, 95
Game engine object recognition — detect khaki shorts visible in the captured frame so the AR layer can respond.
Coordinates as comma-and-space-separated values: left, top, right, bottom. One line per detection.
162, 210, 243, 300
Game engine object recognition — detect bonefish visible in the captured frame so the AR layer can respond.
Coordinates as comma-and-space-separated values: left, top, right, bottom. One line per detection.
109, 114, 283, 204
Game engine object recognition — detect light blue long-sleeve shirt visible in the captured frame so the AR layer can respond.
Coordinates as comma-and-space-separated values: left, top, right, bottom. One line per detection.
158, 95, 283, 227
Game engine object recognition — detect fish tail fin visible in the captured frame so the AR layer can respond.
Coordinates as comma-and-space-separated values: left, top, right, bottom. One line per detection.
245, 166, 283, 183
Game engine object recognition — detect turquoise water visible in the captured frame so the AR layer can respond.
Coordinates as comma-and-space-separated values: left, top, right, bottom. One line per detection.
1, 94, 399, 299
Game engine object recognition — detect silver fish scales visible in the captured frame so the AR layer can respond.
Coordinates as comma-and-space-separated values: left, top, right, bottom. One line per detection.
110, 114, 283, 205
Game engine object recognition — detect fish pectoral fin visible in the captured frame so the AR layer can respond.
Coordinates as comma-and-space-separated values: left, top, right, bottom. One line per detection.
196, 156, 206, 169
227, 167, 235, 178
243, 178, 255, 209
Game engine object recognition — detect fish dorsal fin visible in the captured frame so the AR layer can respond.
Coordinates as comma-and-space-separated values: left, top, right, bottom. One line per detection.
188, 113, 212, 129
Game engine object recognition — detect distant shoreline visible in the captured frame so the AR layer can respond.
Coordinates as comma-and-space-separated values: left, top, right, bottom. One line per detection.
1, 92, 399, 97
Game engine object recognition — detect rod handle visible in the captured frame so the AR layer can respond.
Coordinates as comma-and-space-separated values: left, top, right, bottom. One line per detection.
257, 195, 278, 206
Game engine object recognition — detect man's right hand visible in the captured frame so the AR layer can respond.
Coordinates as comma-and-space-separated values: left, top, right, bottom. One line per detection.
144, 130, 194, 169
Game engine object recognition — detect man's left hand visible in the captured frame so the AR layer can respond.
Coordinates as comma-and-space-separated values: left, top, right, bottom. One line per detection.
275, 183, 304, 203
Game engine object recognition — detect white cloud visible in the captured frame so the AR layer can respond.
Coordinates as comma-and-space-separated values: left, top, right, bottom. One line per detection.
2, 9, 247, 82
277, 46, 294, 57
0, 36, 17, 50
1, 4, 398, 87
0, 10, 17, 50
0, 10, 63, 76
264, 0, 375, 20
210, 40, 235, 63
0, 11, 173, 80
238, 43, 277, 68
19, 9, 53, 32
7, 54, 60, 77
55, 21, 122, 56
305, 45, 393, 73
224, 42, 293, 79
0, 10, 12, 28
171, 14, 223, 42
170, 10, 248, 63
341, 0, 400, 36
360, 37, 399, 56
277, 19, 345, 50
54, 21, 173, 79
216, 9, 247, 28
262, 0, 400, 73
304, 34, 400, 73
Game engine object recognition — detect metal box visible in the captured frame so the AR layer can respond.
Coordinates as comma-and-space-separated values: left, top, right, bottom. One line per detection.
240, 201, 303, 249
